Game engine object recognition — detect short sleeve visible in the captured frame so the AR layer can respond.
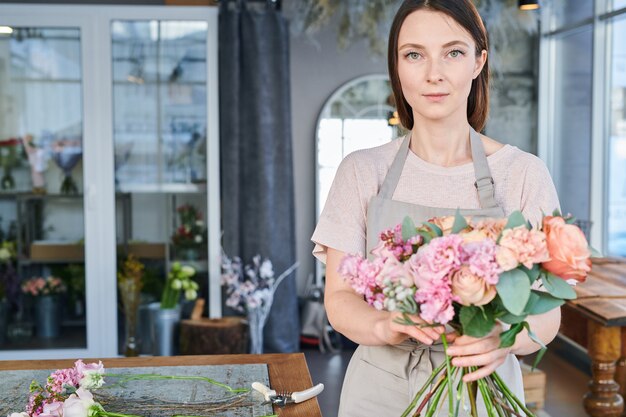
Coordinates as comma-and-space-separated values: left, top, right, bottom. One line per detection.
519, 155, 561, 227
311, 153, 372, 264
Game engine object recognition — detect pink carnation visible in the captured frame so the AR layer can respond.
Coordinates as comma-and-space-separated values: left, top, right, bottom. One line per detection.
498, 226, 550, 269
372, 224, 422, 261
462, 239, 502, 285
47, 367, 79, 394
410, 234, 464, 283
415, 279, 458, 324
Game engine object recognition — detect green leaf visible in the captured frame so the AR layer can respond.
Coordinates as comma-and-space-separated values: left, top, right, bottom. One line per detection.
496, 269, 531, 315
459, 305, 496, 338
504, 210, 527, 230
524, 290, 565, 315
542, 272, 577, 300
451, 209, 469, 234
520, 264, 540, 284
417, 231, 433, 245
402, 216, 417, 241
498, 312, 527, 324
499, 322, 524, 348
399, 295, 418, 315
552, 208, 562, 217
423, 222, 443, 237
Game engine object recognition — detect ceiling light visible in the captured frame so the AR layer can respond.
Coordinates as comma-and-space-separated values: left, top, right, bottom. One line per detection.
0, 26, 13, 35
519, 0, 540, 10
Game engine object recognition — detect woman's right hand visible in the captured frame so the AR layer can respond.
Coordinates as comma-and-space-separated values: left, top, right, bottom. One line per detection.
377, 311, 445, 346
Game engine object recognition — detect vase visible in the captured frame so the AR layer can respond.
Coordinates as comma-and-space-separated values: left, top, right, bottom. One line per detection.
148, 302, 181, 356
35, 295, 61, 338
247, 307, 265, 354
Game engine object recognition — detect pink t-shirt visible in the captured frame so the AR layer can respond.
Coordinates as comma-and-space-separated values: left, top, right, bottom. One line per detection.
312, 137, 560, 263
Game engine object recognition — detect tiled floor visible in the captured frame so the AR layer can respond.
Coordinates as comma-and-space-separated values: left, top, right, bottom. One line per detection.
304, 341, 590, 417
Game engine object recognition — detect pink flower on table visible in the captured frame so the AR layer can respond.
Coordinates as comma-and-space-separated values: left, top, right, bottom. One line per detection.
75, 360, 105, 389
47, 367, 80, 393
462, 239, 501, 285
498, 226, 550, 269
410, 234, 464, 283
39, 401, 63, 417
63, 388, 95, 417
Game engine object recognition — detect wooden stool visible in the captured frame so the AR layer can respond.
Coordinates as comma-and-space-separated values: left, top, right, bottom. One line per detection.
179, 316, 248, 355
521, 362, 547, 411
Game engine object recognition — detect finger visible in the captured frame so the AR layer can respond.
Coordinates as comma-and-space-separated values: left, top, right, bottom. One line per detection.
462, 360, 504, 382
448, 336, 500, 356
391, 322, 434, 345
444, 332, 458, 343
451, 349, 507, 368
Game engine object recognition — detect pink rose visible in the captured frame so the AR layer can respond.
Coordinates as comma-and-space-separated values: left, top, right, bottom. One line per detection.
498, 226, 550, 269
541, 216, 591, 283
451, 266, 496, 306
378, 257, 416, 288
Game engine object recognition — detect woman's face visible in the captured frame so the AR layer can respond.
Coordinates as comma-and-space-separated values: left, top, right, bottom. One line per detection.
397, 9, 486, 124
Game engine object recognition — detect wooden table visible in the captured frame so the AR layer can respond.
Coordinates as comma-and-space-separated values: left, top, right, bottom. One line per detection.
563, 258, 626, 417
0, 353, 322, 417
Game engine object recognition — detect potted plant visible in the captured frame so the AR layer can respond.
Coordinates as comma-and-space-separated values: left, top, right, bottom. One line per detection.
21, 276, 66, 338
148, 262, 198, 356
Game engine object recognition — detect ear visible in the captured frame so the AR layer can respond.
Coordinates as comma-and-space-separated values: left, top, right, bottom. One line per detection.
473, 49, 487, 79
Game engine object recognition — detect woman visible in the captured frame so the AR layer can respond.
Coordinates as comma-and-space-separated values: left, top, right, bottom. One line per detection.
311, 0, 561, 415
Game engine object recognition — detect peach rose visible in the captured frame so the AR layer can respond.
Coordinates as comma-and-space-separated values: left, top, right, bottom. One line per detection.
428, 215, 472, 235
451, 266, 497, 306
461, 229, 488, 244
496, 246, 519, 271
473, 218, 508, 241
541, 216, 591, 283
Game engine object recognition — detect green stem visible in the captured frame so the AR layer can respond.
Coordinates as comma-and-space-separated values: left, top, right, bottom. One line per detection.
102, 373, 249, 394
99, 411, 143, 417
441, 333, 455, 416
424, 375, 449, 417
400, 361, 448, 417
491, 372, 535, 417
476, 375, 496, 417
467, 370, 478, 417
453, 368, 465, 417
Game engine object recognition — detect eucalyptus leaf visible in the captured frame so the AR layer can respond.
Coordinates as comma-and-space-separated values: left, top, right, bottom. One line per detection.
542, 272, 577, 300
523, 322, 547, 369
520, 265, 540, 284
504, 210, 527, 230
423, 222, 443, 237
552, 208, 562, 217
402, 216, 417, 241
524, 290, 565, 315
451, 209, 469, 234
498, 312, 527, 325
499, 322, 524, 348
417, 231, 433, 245
496, 269, 531, 315
459, 305, 496, 338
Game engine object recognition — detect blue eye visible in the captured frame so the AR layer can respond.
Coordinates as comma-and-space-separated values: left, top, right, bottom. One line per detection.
449, 49, 465, 58
406, 52, 421, 60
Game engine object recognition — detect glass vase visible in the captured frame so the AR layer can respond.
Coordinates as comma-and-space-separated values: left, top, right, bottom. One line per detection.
247, 307, 264, 354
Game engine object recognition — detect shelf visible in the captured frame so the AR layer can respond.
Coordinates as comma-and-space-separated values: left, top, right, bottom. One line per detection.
116, 183, 206, 193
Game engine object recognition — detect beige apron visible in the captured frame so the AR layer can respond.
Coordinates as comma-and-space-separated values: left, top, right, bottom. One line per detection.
339, 128, 525, 416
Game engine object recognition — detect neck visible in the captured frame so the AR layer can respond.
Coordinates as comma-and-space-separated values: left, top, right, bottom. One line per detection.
409, 112, 474, 167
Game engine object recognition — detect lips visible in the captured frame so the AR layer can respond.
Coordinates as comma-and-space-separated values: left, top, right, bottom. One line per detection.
423, 93, 449, 102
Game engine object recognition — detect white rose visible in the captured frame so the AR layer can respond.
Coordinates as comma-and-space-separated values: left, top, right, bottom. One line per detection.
0, 248, 11, 261
181, 266, 195, 277
185, 289, 198, 301
194, 235, 202, 244
9, 412, 29, 417
259, 260, 273, 279
171, 279, 182, 290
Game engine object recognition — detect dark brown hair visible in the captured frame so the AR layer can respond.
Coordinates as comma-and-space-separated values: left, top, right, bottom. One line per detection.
388, 0, 490, 131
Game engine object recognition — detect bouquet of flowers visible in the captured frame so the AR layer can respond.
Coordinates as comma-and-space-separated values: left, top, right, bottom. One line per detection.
221, 254, 299, 353
339, 210, 593, 417
171, 204, 206, 249
21, 276, 66, 297
8, 359, 250, 417
160, 261, 199, 309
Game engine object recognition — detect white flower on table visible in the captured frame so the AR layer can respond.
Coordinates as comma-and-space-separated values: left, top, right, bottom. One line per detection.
75, 360, 105, 389
63, 388, 96, 417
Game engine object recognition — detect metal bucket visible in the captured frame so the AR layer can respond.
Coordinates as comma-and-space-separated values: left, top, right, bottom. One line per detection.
149, 302, 181, 356
35, 295, 60, 338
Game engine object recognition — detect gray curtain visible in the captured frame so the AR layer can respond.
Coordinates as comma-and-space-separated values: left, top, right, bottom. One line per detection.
219, 0, 299, 353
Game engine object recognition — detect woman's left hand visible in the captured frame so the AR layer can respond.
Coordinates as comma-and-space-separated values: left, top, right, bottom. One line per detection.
445, 323, 511, 382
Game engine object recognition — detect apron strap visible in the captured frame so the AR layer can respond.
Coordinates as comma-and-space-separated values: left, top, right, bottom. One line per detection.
469, 128, 498, 209
378, 133, 411, 199
377, 128, 498, 209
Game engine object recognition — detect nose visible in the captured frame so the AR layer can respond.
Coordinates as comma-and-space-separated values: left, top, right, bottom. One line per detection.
426, 59, 444, 83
